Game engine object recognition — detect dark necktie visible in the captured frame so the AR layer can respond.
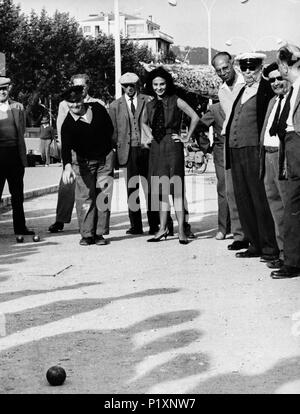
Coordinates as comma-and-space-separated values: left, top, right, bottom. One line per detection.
152, 100, 166, 142
269, 95, 284, 137
277, 86, 294, 141
130, 97, 135, 115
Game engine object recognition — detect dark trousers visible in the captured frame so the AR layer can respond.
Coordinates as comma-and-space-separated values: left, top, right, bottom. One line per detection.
124, 146, 159, 231
264, 151, 287, 260
0, 147, 26, 233
230, 146, 278, 255
213, 144, 230, 235
56, 176, 75, 223
73, 150, 114, 238
283, 132, 300, 268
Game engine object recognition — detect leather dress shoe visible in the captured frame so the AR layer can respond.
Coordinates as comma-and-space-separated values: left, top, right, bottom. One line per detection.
215, 231, 225, 240
235, 249, 261, 258
227, 241, 249, 251
185, 228, 196, 239
48, 221, 64, 233
95, 235, 108, 245
184, 223, 196, 238
267, 259, 284, 269
79, 237, 95, 246
126, 228, 144, 235
15, 227, 35, 236
260, 254, 279, 263
271, 265, 300, 279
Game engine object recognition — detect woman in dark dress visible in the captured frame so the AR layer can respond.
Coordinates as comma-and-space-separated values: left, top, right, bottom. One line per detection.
143, 67, 199, 244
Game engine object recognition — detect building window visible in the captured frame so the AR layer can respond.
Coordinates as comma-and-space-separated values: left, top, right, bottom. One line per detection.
83, 26, 91, 33
95, 26, 100, 36
127, 24, 145, 36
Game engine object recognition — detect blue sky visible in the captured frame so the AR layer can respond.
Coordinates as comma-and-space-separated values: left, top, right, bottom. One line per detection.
17, 0, 300, 54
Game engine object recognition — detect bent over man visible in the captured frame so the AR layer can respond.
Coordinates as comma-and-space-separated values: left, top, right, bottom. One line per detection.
61, 86, 114, 246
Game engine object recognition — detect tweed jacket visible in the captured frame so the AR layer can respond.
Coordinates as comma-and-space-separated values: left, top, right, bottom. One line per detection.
6, 99, 27, 167
109, 93, 150, 166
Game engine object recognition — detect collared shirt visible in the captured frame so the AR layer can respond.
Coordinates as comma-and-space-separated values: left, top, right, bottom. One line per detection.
218, 71, 245, 134
57, 94, 105, 141
125, 93, 137, 113
241, 81, 260, 105
69, 105, 93, 124
286, 75, 300, 132
0, 101, 10, 111
264, 94, 287, 147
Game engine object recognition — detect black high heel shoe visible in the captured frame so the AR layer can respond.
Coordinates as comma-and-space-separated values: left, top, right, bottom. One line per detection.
178, 235, 189, 245
147, 229, 169, 242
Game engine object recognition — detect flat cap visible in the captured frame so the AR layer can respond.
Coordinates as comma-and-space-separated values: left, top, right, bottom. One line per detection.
119, 72, 139, 85
235, 52, 266, 62
61, 85, 84, 102
0, 77, 11, 87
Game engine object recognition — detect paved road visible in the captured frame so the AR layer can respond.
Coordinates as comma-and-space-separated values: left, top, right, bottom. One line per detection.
0, 165, 300, 394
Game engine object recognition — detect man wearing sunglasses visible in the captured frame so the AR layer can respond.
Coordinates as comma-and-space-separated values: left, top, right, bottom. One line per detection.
0, 77, 35, 236
259, 62, 291, 271
225, 52, 278, 262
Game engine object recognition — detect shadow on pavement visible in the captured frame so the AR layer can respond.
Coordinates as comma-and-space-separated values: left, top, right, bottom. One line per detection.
0, 289, 204, 393
189, 356, 300, 394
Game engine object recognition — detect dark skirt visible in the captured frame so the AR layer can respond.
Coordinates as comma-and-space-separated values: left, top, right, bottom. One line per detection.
149, 134, 185, 198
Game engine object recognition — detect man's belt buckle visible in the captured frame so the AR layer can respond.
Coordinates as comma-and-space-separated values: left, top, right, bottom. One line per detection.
265, 146, 278, 153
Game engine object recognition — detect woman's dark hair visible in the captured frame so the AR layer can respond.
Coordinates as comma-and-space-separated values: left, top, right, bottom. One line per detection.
277, 46, 300, 67
145, 66, 176, 97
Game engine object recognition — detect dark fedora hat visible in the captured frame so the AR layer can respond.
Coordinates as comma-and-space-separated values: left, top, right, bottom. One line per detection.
61, 85, 84, 102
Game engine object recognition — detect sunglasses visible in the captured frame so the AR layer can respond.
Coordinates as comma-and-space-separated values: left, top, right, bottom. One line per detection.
0, 86, 9, 91
122, 83, 136, 88
240, 64, 260, 72
268, 76, 283, 84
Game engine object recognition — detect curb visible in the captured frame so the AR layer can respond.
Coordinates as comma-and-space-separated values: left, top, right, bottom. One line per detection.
0, 171, 216, 210
0, 185, 59, 210
0, 171, 121, 211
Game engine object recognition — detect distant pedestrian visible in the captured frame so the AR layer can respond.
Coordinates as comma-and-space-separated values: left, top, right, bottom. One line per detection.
39, 116, 55, 166
0, 77, 34, 235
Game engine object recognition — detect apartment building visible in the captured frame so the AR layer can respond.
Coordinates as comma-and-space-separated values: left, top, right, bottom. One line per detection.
79, 12, 173, 59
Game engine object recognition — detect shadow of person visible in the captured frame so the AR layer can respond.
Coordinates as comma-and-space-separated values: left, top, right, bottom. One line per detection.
189, 355, 300, 394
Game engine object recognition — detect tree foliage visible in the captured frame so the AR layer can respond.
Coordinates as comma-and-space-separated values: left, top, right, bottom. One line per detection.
0, 1, 154, 115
